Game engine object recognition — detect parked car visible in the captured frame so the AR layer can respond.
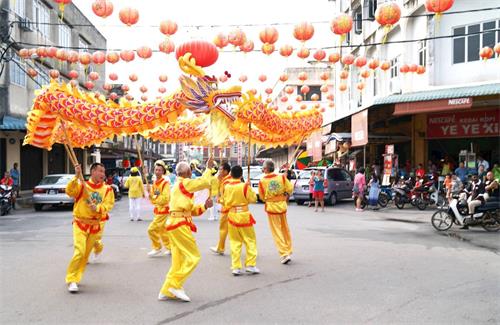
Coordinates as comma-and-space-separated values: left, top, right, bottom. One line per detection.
293, 167, 353, 206
33, 174, 75, 211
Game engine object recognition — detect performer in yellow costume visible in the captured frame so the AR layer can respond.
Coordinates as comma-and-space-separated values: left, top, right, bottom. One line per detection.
158, 158, 214, 302
258, 160, 294, 264
208, 165, 219, 221
65, 163, 115, 293
223, 166, 260, 276
124, 166, 145, 221
210, 162, 231, 255
146, 160, 171, 257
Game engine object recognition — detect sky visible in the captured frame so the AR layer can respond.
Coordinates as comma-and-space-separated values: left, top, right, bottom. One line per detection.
72, 0, 340, 99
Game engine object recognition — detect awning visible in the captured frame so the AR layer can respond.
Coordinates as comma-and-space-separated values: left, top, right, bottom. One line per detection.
327, 133, 410, 144
0, 116, 26, 130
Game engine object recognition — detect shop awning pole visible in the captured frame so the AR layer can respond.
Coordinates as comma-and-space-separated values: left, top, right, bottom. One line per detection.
363, 145, 366, 169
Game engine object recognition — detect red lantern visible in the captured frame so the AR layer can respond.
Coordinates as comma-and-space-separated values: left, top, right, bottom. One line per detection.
328, 53, 341, 63
92, 51, 106, 64
109, 73, 118, 81
296, 95, 303, 102
293, 22, 314, 42
19, 48, 30, 59
139, 85, 148, 93
265, 88, 273, 95
298, 72, 308, 82
228, 28, 246, 47
49, 69, 60, 79
88, 72, 99, 81
300, 104, 307, 110
55, 49, 68, 61
376, 3, 401, 27
249, 89, 257, 96
357, 82, 365, 91
134, 159, 142, 167
360, 70, 370, 78
158, 87, 166, 94
416, 65, 426, 74
66, 50, 79, 64
213, 33, 229, 49
279, 44, 293, 57
122, 159, 130, 168
45, 47, 56, 58
327, 93, 334, 101
92, 0, 113, 18
239, 75, 247, 83
297, 47, 310, 59
354, 56, 367, 67
340, 70, 349, 79
300, 85, 310, 94
106, 52, 120, 64
341, 54, 354, 65
494, 43, 500, 55
141, 95, 148, 102
119, 7, 139, 26
320, 85, 329, 93
84, 81, 95, 90
120, 50, 135, 62
175, 40, 219, 67
328, 102, 335, 108
261, 43, 275, 55
285, 86, 294, 95
311, 94, 319, 101
479, 47, 493, 60
287, 105, 294, 111
129, 74, 138, 82
259, 27, 279, 44
368, 59, 380, 70
266, 98, 273, 104
281, 96, 288, 103
160, 20, 178, 36
125, 95, 134, 101
79, 52, 91, 65
320, 72, 330, 81
425, 0, 454, 17
331, 14, 353, 39
159, 75, 168, 82
103, 83, 112, 91
380, 61, 391, 71
339, 83, 347, 92
159, 39, 175, 54
27, 68, 38, 78
109, 92, 118, 100
259, 74, 267, 82
400, 64, 410, 74
121, 84, 129, 92
219, 75, 228, 83
313, 49, 326, 61
54, 0, 71, 18
279, 74, 288, 82
240, 40, 254, 53
409, 63, 418, 73
137, 46, 152, 59
36, 47, 48, 58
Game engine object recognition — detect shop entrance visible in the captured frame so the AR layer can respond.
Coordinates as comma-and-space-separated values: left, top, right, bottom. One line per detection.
428, 137, 500, 168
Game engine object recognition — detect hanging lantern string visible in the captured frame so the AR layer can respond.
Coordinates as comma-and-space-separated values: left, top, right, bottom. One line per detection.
9, 6, 499, 29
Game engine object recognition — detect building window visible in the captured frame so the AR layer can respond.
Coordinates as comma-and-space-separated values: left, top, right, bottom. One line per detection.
59, 24, 71, 48
453, 20, 500, 64
418, 40, 426, 66
166, 144, 172, 155
11, 0, 25, 17
297, 85, 321, 101
373, 70, 378, 96
353, 7, 362, 34
390, 56, 399, 79
33, 0, 50, 39
368, 0, 377, 20
232, 143, 238, 155
34, 64, 50, 88
10, 53, 26, 87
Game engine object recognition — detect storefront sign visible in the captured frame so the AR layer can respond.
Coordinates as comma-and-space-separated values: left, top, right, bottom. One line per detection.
237, 142, 242, 165
306, 131, 323, 161
394, 97, 473, 115
325, 139, 337, 155
351, 110, 368, 147
385, 144, 394, 155
427, 109, 499, 138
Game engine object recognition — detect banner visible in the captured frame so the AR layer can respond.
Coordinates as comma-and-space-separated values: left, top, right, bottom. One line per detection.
351, 110, 368, 147
427, 109, 499, 139
237, 142, 242, 165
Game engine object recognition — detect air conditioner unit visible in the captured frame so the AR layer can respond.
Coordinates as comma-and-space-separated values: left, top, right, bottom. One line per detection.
389, 79, 402, 94
19, 17, 34, 32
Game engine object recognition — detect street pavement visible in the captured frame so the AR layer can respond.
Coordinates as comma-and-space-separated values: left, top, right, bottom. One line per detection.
1, 197, 499, 324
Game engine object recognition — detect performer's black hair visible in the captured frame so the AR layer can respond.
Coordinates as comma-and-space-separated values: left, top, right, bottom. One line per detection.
90, 163, 105, 172
221, 162, 231, 173
231, 165, 243, 179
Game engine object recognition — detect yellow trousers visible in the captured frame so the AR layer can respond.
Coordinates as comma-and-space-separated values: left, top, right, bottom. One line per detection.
267, 213, 293, 257
228, 224, 257, 270
215, 213, 228, 252
148, 214, 170, 250
92, 221, 105, 255
65, 223, 99, 283
160, 225, 201, 295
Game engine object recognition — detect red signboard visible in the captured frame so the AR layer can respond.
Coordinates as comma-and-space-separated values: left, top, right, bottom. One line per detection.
351, 110, 368, 147
395, 97, 473, 115
427, 109, 499, 139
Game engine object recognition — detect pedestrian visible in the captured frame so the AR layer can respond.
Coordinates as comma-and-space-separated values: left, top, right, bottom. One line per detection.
484, 171, 499, 203
415, 164, 425, 178
477, 155, 490, 171
9, 163, 20, 198
210, 162, 231, 255
146, 160, 171, 257
223, 165, 259, 276
441, 157, 452, 176
454, 162, 469, 183
0, 171, 13, 186
158, 159, 213, 302
450, 174, 463, 201
65, 163, 115, 293
478, 165, 487, 181
208, 165, 219, 221
307, 172, 315, 208
258, 160, 294, 264
462, 174, 486, 229
124, 167, 145, 221
313, 171, 326, 212
353, 167, 366, 212
443, 173, 452, 202
368, 174, 380, 210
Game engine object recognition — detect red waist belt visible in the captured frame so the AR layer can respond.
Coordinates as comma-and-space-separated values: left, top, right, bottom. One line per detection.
73, 217, 103, 234
166, 220, 197, 233
154, 206, 170, 215
228, 215, 256, 228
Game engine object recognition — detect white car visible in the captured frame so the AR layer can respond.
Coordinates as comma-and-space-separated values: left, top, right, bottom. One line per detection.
32, 174, 75, 211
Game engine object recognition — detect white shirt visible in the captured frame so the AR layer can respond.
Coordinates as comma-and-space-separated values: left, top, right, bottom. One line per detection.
477, 159, 489, 171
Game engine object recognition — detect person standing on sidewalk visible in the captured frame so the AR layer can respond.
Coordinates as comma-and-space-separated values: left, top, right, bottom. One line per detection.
353, 168, 366, 212
146, 160, 172, 257
65, 163, 114, 293
124, 167, 145, 221
158, 159, 214, 302
9, 163, 20, 198
258, 160, 294, 264
313, 171, 326, 212
223, 165, 259, 276
210, 162, 231, 255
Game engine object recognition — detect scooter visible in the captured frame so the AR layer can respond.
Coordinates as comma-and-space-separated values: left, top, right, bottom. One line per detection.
393, 177, 416, 209
0, 184, 14, 216
431, 193, 500, 232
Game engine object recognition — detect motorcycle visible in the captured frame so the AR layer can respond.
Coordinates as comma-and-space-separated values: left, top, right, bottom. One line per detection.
110, 184, 122, 201
393, 177, 416, 209
0, 184, 14, 216
378, 185, 393, 208
431, 193, 500, 232
356, 186, 389, 209
412, 179, 446, 211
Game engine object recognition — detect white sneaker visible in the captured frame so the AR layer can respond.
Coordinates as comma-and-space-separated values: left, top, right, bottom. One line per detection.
245, 266, 260, 274
209, 247, 224, 255
89, 252, 100, 264
147, 249, 162, 257
163, 249, 171, 256
168, 288, 191, 302
280, 255, 292, 265
68, 282, 79, 293
232, 269, 243, 276
158, 292, 171, 301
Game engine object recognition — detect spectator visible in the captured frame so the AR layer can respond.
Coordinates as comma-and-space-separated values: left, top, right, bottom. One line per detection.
478, 165, 487, 181
493, 163, 500, 181
441, 158, 452, 176
0, 171, 13, 186
427, 160, 437, 174
313, 171, 325, 212
477, 156, 489, 171
368, 174, 380, 210
9, 163, 20, 198
353, 168, 366, 212
484, 171, 499, 203
415, 164, 425, 178
444, 173, 452, 202
454, 162, 468, 183
308, 172, 315, 208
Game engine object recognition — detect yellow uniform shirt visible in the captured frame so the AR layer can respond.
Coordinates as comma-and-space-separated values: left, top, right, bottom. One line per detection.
124, 175, 145, 198
210, 176, 219, 197
149, 177, 170, 215
218, 174, 232, 214
258, 173, 293, 214
223, 179, 257, 227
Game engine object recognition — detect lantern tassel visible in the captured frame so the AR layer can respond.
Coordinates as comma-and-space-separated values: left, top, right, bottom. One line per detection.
382, 25, 391, 44
59, 3, 65, 22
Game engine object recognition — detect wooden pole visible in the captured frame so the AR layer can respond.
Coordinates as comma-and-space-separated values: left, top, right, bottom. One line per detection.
286, 133, 307, 170
247, 123, 252, 181
134, 135, 148, 187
